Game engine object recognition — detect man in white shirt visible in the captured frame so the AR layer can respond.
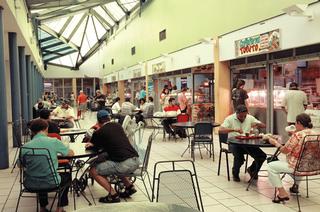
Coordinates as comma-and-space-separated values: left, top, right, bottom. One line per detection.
52, 100, 75, 128
282, 82, 308, 125
219, 105, 266, 182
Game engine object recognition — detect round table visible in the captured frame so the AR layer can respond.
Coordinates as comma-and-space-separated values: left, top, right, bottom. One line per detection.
74, 202, 200, 212
172, 121, 220, 128
59, 142, 97, 159
59, 128, 88, 136
228, 135, 282, 190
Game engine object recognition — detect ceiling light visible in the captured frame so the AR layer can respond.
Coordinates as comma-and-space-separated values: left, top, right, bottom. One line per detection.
282, 4, 313, 21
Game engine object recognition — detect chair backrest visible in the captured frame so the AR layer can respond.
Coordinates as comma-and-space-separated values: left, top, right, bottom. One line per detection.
152, 160, 204, 212
218, 133, 228, 148
19, 147, 60, 192
194, 122, 213, 138
141, 134, 153, 172
177, 113, 189, 123
294, 134, 320, 176
48, 133, 62, 140
144, 104, 154, 118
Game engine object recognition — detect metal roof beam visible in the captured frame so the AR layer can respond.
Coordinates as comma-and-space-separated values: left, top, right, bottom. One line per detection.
101, 5, 118, 24
115, 0, 130, 17
41, 41, 64, 50
43, 46, 73, 55
58, 15, 73, 35
67, 12, 88, 41
44, 50, 77, 62
29, 0, 115, 10
90, 9, 112, 29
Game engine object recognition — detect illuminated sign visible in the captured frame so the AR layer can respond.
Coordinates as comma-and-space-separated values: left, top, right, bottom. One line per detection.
235, 29, 280, 57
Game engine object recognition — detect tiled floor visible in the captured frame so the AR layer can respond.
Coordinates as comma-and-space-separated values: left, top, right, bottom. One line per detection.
1, 111, 320, 212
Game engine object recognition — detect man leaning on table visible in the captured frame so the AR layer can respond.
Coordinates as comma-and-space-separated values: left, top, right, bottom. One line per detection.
52, 100, 75, 128
219, 105, 267, 182
21, 119, 74, 212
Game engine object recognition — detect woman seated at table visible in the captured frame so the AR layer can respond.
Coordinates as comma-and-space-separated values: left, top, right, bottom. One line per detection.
266, 113, 315, 203
162, 97, 181, 137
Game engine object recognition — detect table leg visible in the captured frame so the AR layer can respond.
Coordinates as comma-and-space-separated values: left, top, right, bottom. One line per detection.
181, 128, 191, 157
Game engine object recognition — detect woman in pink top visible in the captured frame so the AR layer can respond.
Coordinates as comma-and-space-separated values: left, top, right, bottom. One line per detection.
266, 113, 315, 203
178, 87, 188, 113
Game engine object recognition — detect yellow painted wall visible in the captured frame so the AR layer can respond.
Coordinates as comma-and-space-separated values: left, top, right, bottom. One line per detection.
100, 0, 315, 74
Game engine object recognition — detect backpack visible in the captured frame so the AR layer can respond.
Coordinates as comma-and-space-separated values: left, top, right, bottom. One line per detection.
231, 88, 241, 101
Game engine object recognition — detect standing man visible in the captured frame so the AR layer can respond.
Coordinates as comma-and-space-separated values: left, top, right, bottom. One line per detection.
231, 79, 249, 111
282, 82, 308, 125
77, 90, 87, 119
139, 86, 146, 100
85, 110, 139, 203
219, 105, 266, 182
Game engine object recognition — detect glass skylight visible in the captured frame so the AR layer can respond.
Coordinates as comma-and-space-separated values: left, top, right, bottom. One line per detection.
105, 2, 125, 21
62, 13, 84, 39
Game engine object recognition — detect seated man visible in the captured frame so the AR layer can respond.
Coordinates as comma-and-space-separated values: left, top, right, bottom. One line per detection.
33, 101, 44, 119
20, 119, 74, 212
162, 97, 181, 137
219, 105, 266, 182
52, 100, 75, 128
120, 97, 136, 116
85, 110, 140, 203
39, 109, 60, 134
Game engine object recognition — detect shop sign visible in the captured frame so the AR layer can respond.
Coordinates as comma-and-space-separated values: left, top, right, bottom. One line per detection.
152, 62, 166, 74
235, 29, 280, 57
133, 68, 142, 78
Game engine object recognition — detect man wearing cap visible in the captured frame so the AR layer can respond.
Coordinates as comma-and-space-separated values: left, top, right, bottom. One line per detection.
85, 110, 140, 203
282, 82, 308, 125
219, 105, 266, 182
52, 100, 75, 128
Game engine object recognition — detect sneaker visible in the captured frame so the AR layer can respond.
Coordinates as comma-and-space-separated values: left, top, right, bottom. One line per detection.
289, 184, 299, 194
246, 168, 258, 180
119, 186, 137, 198
99, 194, 121, 203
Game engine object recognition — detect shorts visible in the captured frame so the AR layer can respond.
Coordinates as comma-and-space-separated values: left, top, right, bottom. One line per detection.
96, 157, 140, 176
79, 103, 87, 111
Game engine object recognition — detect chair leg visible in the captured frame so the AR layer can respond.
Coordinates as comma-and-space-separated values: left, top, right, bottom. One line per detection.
306, 176, 309, 198
15, 192, 22, 212
198, 144, 203, 159
244, 154, 248, 173
191, 142, 195, 161
296, 190, 301, 212
217, 150, 222, 176
226, 153, 230, 181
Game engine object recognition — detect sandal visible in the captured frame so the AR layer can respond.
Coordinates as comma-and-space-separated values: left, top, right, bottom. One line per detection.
272, 195, 290, 203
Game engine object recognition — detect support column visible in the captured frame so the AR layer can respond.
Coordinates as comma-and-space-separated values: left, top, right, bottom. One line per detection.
19, 47, 28, 122
26, 56, 32, 119
8, 32, 21, 147
72, 78, 77, 101
118, 80, 125, 104
0, 7, 9, 169
214, 36, 231, 127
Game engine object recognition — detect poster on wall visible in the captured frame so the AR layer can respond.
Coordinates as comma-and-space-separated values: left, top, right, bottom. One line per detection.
152, 62, 166, 74
235, 29, 280, 57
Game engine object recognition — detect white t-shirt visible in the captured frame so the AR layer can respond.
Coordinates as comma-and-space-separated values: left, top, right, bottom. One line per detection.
282, 90, 308, 123
111, 102, 121, 114
52, 106, 75, 119
221, 113, 261, 138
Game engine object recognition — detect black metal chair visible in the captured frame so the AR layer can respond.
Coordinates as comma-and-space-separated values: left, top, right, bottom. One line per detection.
152, 160, 204, 212
16, 147, 69, 212
118, 133, 153, 201
191, 122, 214, 161
274, 134, 320, 212
217, 133, 248, 181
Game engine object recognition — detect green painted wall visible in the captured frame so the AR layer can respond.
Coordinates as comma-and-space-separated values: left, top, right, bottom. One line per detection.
101, 0, 315, 74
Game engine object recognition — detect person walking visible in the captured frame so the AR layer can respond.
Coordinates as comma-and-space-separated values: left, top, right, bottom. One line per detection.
231, 79, 249, 111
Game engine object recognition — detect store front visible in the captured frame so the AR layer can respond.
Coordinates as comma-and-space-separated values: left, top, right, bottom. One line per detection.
230, 44, 320, 137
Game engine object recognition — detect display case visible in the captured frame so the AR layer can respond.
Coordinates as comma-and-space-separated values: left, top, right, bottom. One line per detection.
247, 87, 288, 109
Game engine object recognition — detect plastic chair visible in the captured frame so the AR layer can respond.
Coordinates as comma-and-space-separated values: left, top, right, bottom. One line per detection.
16, 147, 69, 212
191, 122, 214, 161
275, 134, 320, 212
217, 133, 249, 181
152, 160, 204, 212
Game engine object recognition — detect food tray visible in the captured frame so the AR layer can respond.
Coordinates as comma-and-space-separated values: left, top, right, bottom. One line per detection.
235, 135, 262, 140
